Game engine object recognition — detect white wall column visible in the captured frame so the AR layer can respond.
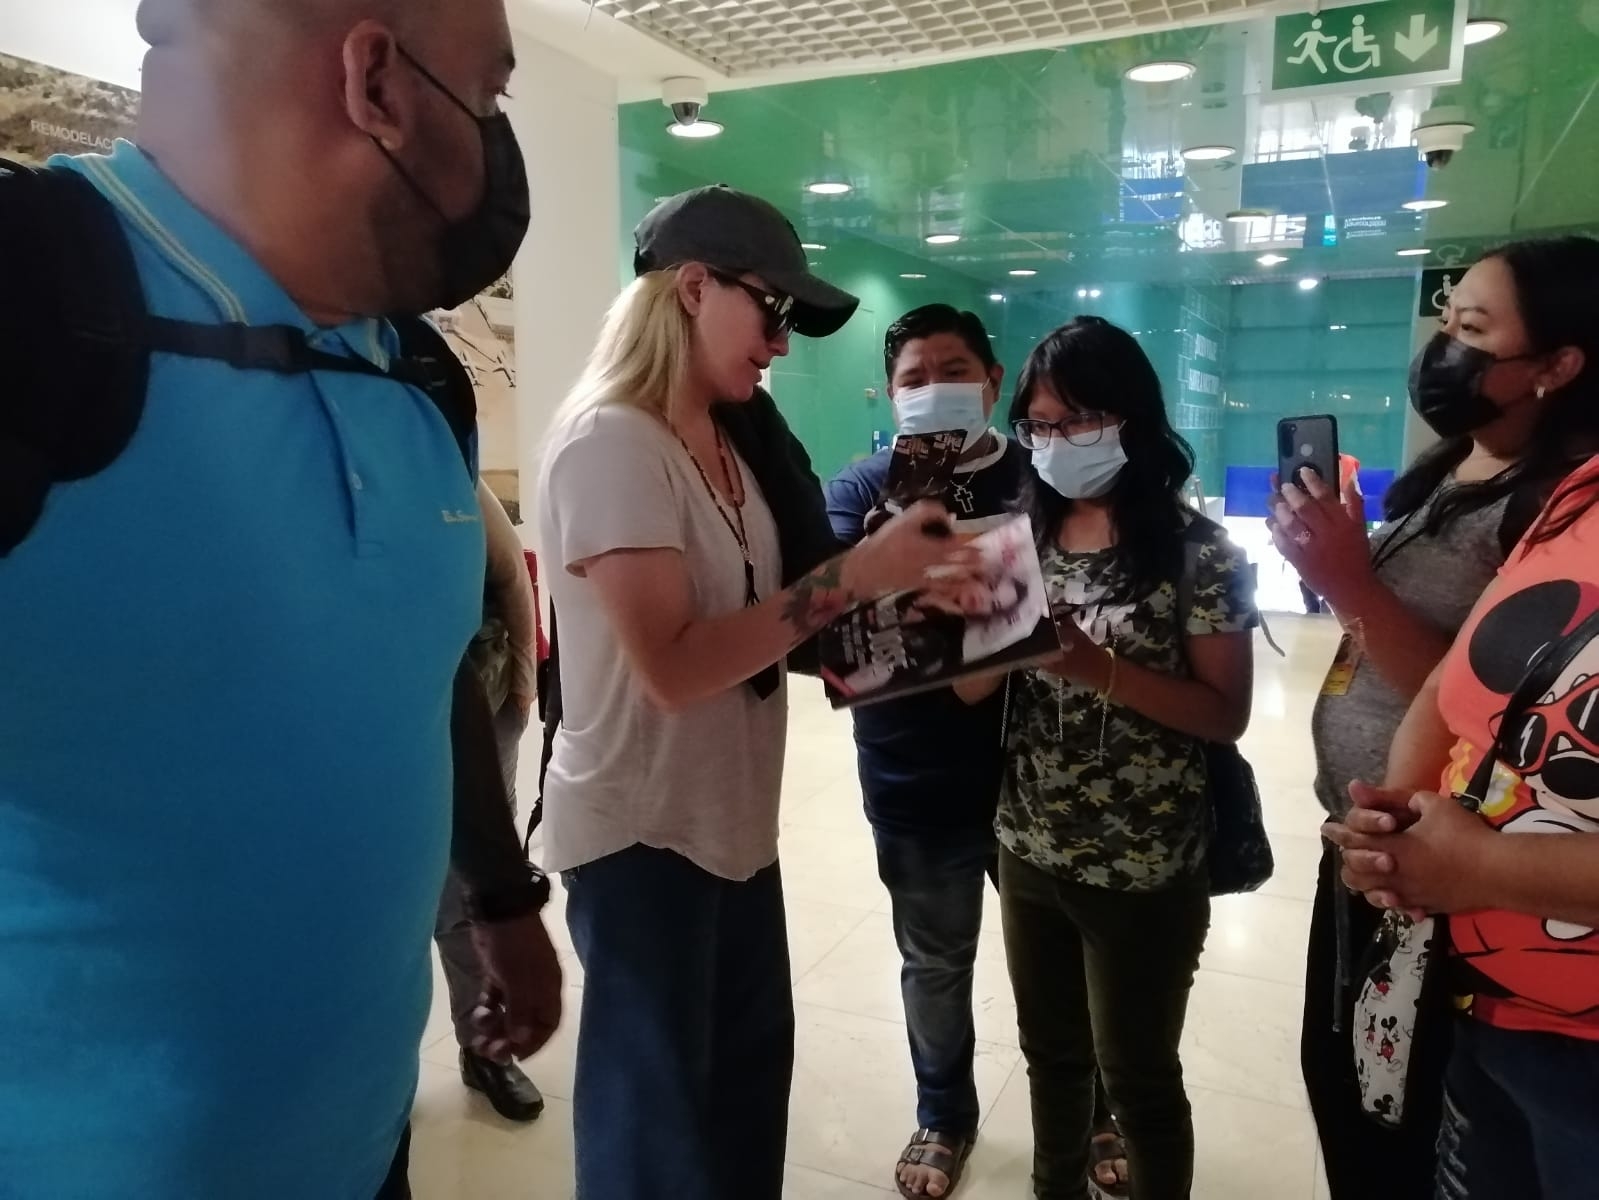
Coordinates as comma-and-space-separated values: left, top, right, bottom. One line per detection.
505, 33, 621, 529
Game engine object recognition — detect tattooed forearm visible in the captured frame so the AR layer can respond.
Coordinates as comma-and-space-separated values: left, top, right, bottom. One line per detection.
780, 556, 856, 637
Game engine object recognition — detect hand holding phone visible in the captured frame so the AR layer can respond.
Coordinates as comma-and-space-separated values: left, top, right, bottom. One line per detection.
1277, 415, 1339, 493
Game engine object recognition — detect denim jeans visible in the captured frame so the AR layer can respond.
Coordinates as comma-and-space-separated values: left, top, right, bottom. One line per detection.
873, 824, 997, 1137
565, 845, 794, 1200
999, 848, 1209, 1200
1435, 1017, 1599, 1200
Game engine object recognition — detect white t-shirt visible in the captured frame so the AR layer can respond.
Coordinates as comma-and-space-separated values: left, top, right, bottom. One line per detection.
535, 404, 788, 881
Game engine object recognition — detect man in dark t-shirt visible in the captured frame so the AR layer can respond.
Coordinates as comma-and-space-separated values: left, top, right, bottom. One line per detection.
826, 304, 1026, 1197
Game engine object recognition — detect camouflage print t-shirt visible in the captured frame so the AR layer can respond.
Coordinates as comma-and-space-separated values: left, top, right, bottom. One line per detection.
997, 520, 1258, 892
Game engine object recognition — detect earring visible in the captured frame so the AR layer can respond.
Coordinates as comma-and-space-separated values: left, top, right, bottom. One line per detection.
1537, 385, 1548, 400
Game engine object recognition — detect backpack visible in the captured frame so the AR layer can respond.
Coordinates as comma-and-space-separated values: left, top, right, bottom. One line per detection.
0, 156, 477, 559
1175, 516, 1276, 896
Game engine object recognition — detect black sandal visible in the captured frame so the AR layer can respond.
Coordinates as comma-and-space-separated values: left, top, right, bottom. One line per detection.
1087, 1125, 1131, 1200
895, 1128, 974, 1198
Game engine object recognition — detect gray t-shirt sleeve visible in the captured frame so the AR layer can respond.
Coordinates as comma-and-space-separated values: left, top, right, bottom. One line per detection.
546, 408, 686, 573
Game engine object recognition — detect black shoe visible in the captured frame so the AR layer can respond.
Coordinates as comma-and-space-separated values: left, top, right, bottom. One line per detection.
460, 1049, 545, 1122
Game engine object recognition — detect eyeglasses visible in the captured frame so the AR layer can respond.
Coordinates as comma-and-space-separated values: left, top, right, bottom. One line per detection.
709, 269, 796, 341
1012, 411, 1113, 450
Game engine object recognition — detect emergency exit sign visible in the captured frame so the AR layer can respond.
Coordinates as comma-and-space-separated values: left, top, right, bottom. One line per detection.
1271, 0, 1467, 98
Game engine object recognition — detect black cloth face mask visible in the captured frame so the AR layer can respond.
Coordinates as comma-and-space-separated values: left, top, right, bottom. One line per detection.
375, 46, 531, 312
1408, 331, 1540, 439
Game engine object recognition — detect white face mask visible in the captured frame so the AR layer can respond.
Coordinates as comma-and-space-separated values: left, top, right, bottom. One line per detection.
893, 382, 992, 453
1031, 425, 1128, 499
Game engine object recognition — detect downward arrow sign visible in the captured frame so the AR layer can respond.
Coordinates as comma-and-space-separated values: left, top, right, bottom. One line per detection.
1394, 13, 1440, 62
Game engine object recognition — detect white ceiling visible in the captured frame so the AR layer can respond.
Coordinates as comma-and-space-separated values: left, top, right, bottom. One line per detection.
568, 0, 1289, 78
511, 0, 733, 97
1, 0, 1298, 112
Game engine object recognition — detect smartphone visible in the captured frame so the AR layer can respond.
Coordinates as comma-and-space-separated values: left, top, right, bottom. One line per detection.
1277, 414, 1340, 492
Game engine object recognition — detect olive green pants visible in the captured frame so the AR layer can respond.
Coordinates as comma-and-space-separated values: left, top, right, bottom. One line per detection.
999, 848, 1210, 1200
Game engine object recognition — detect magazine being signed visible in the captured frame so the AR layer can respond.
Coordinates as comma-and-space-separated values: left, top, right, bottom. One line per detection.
819, 513, 1061, 708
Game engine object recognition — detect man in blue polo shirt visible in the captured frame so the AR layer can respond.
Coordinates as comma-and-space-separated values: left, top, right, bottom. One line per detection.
827, 305, 1027, 1199
0, 1, 558, 1196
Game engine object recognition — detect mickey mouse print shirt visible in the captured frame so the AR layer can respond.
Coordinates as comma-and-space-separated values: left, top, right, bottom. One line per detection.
1436, 453, 1599, 1040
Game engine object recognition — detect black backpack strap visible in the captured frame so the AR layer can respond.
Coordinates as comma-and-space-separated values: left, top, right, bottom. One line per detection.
0, 158, 150, 555
0, 153, 479, 559
141, 314, 478, 477
529, 605, 562, 848
392, 316, 477, 477
1463, 605, 1599, 807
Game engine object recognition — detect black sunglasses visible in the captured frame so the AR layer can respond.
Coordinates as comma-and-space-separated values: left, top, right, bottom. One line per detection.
709, 269, 796, 340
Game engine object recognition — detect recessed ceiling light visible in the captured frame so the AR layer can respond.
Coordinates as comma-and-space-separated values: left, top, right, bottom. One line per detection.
1298, 277, 1321, 291
1464, 18, 1508, 45
988, 293, 1005, 302
1009, 268, 1038, 277
1226, 208, 1272, 222
900, 273, 927, 280
666, 119, 723, 139
1397, 247, 1431, 257
925, 233, 961, 245
800, 242, 827, 251
1089, 288, 1103, 299
1329, 324, 1349, 331
1258, 253, 1289, 266
1076, 288, 1089, 299
1181, 144, 1237, 162
1403, 199, 1449, 212
807, 181, 853, 196
1126, 60, 1196, 84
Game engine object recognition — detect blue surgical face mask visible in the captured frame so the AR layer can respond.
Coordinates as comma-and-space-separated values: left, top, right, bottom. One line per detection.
1031, 425, 1127, 499
893, 382, 992, 452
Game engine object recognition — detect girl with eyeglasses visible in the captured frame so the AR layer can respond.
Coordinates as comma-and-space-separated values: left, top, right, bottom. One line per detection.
959, 317, 1258, 1200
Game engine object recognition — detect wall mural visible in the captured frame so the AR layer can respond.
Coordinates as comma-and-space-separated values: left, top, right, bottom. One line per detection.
0, 51, 138, 165
434, 297, 522, 514
0, 50, 521, 507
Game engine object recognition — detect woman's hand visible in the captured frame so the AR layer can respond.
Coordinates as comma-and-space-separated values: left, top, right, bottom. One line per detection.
1321, 789, 1498, 918
1268, 469, 1375, 612
845, 500, 978, 598
1037, 615, 1114, 692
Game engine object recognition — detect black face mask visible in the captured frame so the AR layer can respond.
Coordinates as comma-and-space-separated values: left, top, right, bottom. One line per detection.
1407, 331, 1537, 439
375, 47, 531, 312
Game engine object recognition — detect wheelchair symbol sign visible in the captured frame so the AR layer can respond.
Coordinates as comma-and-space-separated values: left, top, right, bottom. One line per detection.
1419, 267, 1464, 318
1288, 15, 1382, 76
1273, 1, 1463, 96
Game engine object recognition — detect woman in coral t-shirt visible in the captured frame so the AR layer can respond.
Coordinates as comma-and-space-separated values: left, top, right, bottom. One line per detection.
1329, 454, 1599, 1198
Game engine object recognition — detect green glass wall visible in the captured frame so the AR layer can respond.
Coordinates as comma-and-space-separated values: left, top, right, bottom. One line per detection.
618, 0, 1599, 490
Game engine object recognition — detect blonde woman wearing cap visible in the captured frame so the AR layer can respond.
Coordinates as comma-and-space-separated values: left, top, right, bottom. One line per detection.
536, 186, 973, 1200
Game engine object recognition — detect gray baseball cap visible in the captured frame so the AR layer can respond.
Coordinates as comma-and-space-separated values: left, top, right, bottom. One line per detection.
634, 185, 860, 338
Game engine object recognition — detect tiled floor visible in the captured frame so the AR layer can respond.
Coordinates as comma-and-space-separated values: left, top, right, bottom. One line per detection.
411, 614, 1344, 1198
